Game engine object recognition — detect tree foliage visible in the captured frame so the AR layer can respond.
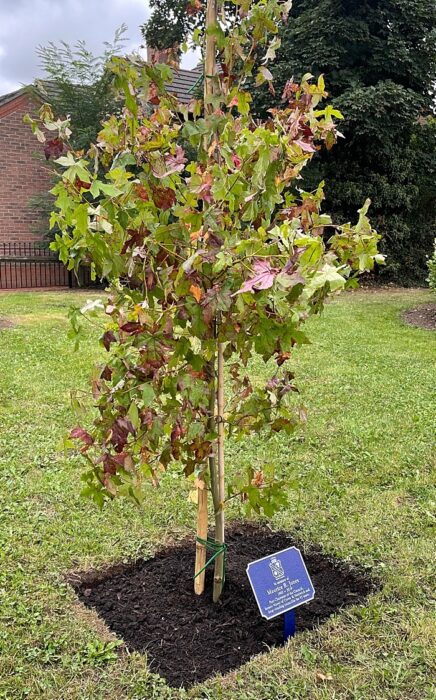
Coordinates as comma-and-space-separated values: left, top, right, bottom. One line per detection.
142, 0, 236, 55
35, 25, 128, 150
251, 0, 436, 284
145, 0, 436, 284
29, 27, 128, 243
28, 0, 381, 598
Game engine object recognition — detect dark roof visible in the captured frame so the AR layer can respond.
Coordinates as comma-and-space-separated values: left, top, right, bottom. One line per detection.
167, 66, 202, 103
0, 87, 28, 109
0, 65, 202, 112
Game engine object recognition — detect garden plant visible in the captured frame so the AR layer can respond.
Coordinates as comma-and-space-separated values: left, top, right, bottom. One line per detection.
27, 0, 382, 603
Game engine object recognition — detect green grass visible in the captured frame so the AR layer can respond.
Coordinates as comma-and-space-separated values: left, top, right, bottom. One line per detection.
0, 288, 434, 700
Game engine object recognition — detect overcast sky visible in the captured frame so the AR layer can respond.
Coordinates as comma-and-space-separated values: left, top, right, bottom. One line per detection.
0, 0, 198, 96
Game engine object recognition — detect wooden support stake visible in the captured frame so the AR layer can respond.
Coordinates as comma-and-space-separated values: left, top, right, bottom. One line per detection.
204, 0, 217, 115
194, 478, 208, 595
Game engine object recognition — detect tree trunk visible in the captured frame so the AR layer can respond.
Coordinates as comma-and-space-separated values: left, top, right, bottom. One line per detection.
194, 0, 218, 595
213, 339, 225, 602
204, 0, 226, 603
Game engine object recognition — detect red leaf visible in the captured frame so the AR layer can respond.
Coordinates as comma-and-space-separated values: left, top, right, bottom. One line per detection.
186, 0, 203, 15
44, 138, 64, 160
135, 184, 149, 201
276, 352, 291, 366
109, 417, 135, 452
282, 80, 299, 101
236, 259, 278, 294
121, 229, 147, 254
102, 330, 116, 351
100, 365, 113, 381
152, 186, 176, 210
148, 82, 160, 106
145, 267, 156, 290
154, 145, 187, 179
74, 177, 91, 191
120, 322, 144, 335
70, 426, 93, 448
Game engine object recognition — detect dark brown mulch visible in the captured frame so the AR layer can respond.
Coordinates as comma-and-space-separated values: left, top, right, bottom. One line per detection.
402, 303, 436, 330
71, 524, 376, 688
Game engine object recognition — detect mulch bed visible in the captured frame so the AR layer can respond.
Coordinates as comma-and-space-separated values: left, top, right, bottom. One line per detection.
72, 524, 376, 687
402, 303, 436, 330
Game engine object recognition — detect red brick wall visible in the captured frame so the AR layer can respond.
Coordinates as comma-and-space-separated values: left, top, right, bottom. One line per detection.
0, 93, 52, 243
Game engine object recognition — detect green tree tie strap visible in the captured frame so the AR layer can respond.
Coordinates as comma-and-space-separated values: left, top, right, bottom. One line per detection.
194, 536, 228, 583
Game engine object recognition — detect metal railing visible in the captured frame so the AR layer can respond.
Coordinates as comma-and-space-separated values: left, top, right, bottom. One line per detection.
0, 241, 95, 289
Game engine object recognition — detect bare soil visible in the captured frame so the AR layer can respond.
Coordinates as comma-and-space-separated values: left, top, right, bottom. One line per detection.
0, 317, 14, 330
72, 523, 376, 688
402, 303, 436, 330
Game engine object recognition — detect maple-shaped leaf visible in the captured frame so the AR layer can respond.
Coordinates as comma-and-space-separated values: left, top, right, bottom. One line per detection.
295, 139, 316, 153
121, 229, 147, 254
109, 417, 135, 452
152, 185, 176, 210
44, 138, 64, 160
102, 452, 128, 475
190, 284, 203, 302
282, 80, 299, 101
236, 259, 279, 294
135, 184, 149, 201
153, 145, 187, 179
70, 426, 94, 452
191, 172, 213, 203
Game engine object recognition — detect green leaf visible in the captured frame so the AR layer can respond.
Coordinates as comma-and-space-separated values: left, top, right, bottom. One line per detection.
142, 384, 155, 407
127, 401, 140, 429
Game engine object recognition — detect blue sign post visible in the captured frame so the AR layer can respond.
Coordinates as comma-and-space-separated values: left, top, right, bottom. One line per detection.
246, 546, 315, 642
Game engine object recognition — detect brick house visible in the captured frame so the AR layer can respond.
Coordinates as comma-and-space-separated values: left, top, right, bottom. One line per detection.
0, 87, 52, 244
0, 62, 201, 247
0, 62, 201, 288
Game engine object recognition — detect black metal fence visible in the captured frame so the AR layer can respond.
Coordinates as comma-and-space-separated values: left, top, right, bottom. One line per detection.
0, 242, 94, 290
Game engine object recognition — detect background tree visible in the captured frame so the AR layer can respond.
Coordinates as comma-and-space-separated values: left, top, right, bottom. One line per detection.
36, 25, 128, 150
29, 27, 128, 241
28, 0, 381, 602
142, 0, 236, 57
256, 0, 436, 284
144, 0, 436, 284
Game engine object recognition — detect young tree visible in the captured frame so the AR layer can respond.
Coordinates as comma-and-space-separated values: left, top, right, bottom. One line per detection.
28, 0, 382, 602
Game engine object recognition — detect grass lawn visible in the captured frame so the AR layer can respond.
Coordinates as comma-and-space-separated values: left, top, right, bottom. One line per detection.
0, 287, 434, 700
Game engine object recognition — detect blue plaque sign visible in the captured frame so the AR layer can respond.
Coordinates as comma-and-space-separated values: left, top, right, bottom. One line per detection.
246, 546, 315, 620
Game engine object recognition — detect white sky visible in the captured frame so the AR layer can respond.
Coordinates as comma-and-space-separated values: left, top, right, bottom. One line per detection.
0, 0, 199, 95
